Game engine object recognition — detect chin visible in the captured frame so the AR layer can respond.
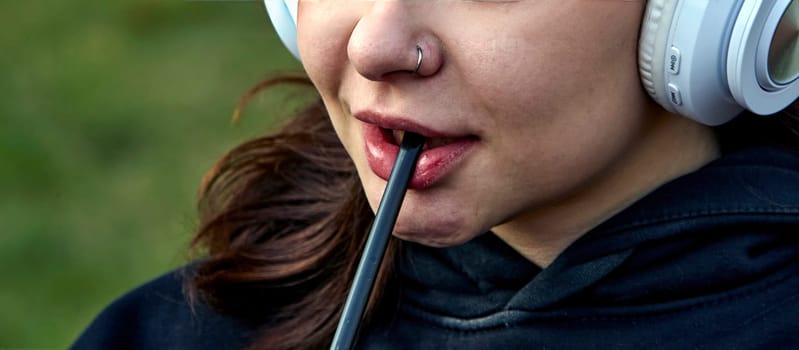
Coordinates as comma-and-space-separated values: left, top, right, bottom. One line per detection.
360, 168, 486, 247
392, 230, 478, 248
391, 213, 484, 248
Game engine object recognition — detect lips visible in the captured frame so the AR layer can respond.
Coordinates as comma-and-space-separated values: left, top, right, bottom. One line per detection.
357, 112, 478, 189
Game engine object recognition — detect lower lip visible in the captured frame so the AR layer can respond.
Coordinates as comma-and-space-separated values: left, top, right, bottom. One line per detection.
363, 124, 478, 189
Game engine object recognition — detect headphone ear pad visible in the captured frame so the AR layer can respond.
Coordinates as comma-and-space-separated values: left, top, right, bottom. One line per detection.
264, 0, 300, 60
639, 0, 680, 114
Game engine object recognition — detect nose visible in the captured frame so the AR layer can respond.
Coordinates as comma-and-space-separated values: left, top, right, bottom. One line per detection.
347, 2, 441, 80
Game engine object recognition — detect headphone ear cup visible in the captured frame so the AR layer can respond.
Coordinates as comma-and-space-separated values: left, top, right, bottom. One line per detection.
639, 0, 680, 114
728, 0, 799, 116
639, 1, 747, 125
264, 0, 300, 60
640, 1, 799, 125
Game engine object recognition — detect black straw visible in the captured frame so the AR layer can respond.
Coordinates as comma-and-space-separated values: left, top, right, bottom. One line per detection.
330, 132, 425, 350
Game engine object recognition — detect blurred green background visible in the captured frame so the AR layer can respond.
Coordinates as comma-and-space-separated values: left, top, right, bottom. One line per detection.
0, 0, 304, 347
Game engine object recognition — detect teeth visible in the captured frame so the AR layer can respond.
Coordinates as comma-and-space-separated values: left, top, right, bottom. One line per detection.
392, 130, 405, 145
390, 129, 459, 148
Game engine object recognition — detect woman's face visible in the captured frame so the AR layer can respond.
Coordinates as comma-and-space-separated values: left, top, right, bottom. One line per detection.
297, 0, 649, 247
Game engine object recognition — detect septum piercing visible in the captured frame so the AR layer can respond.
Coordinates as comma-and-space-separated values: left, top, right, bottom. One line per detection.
413, 45, 423, 74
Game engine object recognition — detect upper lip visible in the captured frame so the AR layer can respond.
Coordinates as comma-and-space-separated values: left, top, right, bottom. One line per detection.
353, 110, 474, 139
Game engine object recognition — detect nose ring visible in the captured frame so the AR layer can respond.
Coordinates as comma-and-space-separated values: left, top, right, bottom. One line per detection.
413, 45, 423, 75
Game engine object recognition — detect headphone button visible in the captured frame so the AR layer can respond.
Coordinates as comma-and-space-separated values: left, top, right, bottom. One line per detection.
668, 46, 681, 75
668, 83, 683, 106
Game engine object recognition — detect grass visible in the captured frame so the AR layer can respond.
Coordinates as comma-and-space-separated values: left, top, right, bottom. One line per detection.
0, 0, 306, 346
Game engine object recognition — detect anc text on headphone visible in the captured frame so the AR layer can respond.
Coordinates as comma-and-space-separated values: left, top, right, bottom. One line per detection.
264, 0, 799, 126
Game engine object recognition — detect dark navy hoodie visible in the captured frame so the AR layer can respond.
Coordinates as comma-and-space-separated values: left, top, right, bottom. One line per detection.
73, 122, 799, 349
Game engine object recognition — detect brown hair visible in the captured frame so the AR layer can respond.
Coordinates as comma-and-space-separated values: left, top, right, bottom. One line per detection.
189, 76, 399, 349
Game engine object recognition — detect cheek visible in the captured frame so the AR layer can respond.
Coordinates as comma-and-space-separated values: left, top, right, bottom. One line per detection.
296, 8, 356, 162
474, 18, 642, 137
296, 5, 352, 96
318, 94, 362, 177
471, 38, 647, 213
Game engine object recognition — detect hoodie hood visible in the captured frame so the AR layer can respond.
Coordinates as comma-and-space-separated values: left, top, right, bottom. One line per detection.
397, 142, 799, 324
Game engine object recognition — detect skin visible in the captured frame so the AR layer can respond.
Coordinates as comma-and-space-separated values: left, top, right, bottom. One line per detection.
296, 0, 720, 267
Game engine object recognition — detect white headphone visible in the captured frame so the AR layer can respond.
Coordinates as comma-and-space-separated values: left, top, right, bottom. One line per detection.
264, 0, 299, 59
263, 0, 799, 126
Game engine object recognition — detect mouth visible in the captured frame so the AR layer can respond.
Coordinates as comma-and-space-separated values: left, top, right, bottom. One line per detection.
361, 125, 478, 189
